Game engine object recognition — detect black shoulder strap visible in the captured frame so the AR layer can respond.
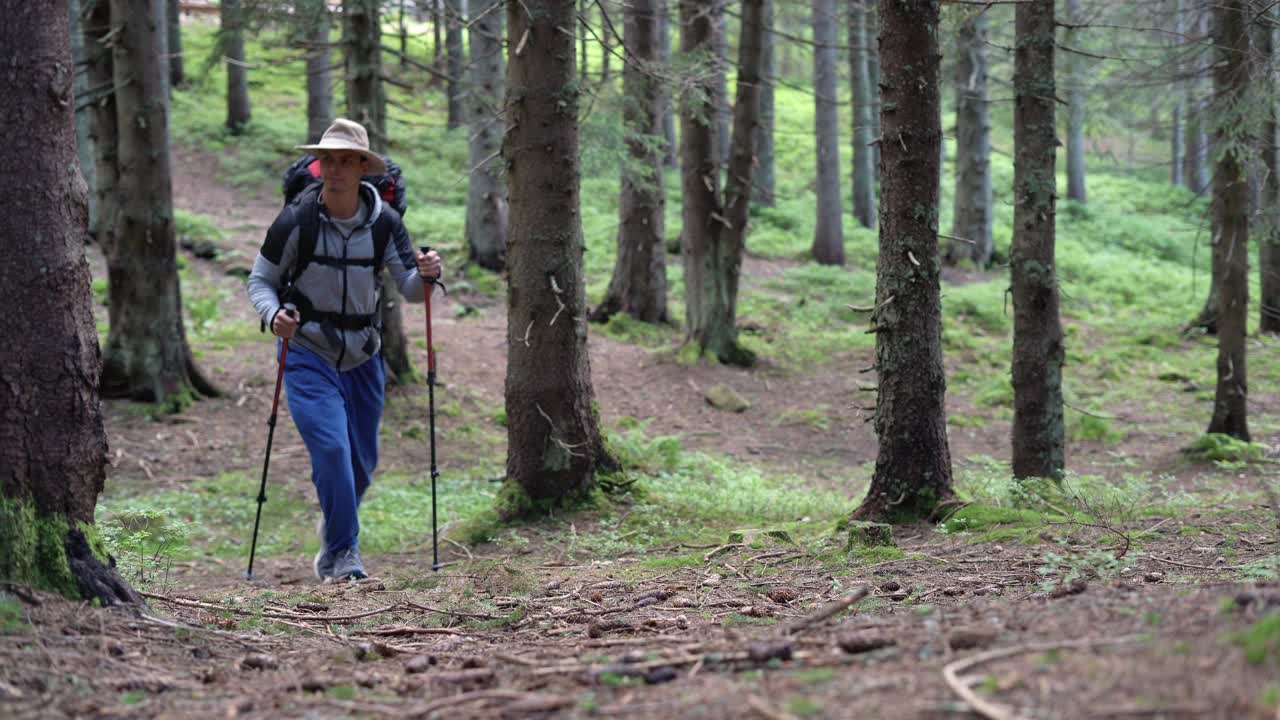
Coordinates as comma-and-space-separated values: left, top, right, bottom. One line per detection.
290, 186, 323, 282
371, 211, 394, 273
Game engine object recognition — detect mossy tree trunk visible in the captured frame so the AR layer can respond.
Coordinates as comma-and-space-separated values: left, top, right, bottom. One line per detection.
679, 0, 756, 366
1206, 0, 1251, 440
101, 0, 217, 408
946, 11, 992, 268
222, 0, 251, 132
848, 0, 876, 230
1011, 0, 1065, 481
810, 0, 843, 265
851, 0, 954, 524
303, 0, 334, 144
503, 0, 615, 508
592, 0, 668, 324
0, 0, 139, 606
466, 0, 509, 272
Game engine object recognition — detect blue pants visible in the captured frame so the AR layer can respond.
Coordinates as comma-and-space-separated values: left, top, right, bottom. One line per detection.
284, 343, 385, 556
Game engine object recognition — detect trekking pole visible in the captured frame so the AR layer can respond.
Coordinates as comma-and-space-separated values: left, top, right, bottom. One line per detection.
245, 309, 295, 580
420, 247, 443, 572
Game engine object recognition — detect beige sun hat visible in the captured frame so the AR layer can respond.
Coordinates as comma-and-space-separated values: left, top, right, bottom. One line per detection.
296, 118, 387, 175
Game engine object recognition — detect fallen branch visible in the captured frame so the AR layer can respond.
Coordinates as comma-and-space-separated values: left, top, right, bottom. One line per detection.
783, 586, 871, 635
140, 591, 399, 623
408, 689, 569, 719
704, 543, 746, 562
941, 637, 1140, 720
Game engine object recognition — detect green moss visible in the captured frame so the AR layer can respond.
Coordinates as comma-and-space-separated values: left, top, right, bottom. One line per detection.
0, 498, 79, 598
1185, 434, 1266, 463
848, 546, 905, 565
0, 594, 28, 634
941, 505, 1046, 534
1236, 614, 1280, 666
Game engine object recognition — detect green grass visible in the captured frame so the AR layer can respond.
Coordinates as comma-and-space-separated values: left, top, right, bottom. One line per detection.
0, 594, 27, 635
1236, 614, 1280, 666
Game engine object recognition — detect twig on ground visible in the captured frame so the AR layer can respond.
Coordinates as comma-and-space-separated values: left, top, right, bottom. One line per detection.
408, 689, 569, 718
704, 543, 746, 562
783, 586, 871, 635
941, 636, 1140, 720
747, 694, 797, 720
140, 591, 400, 623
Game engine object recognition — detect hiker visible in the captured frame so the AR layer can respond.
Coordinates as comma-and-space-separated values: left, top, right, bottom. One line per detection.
247, 118, 443, 582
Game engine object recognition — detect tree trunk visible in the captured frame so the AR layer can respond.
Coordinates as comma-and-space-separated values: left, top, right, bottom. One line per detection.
82, 0, 117, 248
810, 0, 843, 265
100, 0, 216, 407
1063, 0, 1086, 203
167, 0, 183, 88
1011, 0, 1064, 480
753, 0, 775, 207
1260, 7, 1280, 334
679, 0, 754, 366
222, 0, 251, 132
399, 0, 409, 65
433, 0, 443, 78
304, 0, 334, 144
1170, 0, 1185, 186
580, 0, 589, 83
70, 0, 98, 236
503, 0, 615, 509
720, 0, 766, 271
1206, 0, 1250, 440
344, 0, 387, 150
851, 0, 954, 524
713, 1, 731, 167
344, 0, 413, 384
446, 0, 465, 129
946, 11, 992, 267
592, 0, 668, 323
0, 0, 139, 606
1185, 9, 1211, 194
466, 0, 508, 271
600, 0, 612, 83
848, 0, 876, 230
867, 4, 881, 177
660, 0, 677, 168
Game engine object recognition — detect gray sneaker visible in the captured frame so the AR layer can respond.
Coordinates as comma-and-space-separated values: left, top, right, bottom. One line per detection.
325, 545, 368, 583
313, 516, 334, 580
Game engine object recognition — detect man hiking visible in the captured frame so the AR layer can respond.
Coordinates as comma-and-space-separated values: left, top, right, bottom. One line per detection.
247, 118, 443, 582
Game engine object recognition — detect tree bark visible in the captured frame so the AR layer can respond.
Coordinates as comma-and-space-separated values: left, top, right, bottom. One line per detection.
1206, 0, 1250, 439
70, 0, 98, 236
466, 0, 508, 271
446, 0, 465, 129
1185, 9, 1211, 195
222, 0, 251, 132
303, 0, 334, 144
851, 0, 954, 524
1170, 0, 1185, 186
0, 0, 141, 607
1011, 0, 1065, 480
81, 0, 117, 247
344, 0, 387, 150
810, 0, 843, 265
1259, 6, 1280, 334
592, 0, 668, 323
720, 0, 766, 254
753, 0, 775, 207
1063, 0, 1086, 203
503, 0, 615, 508
679, 0, 754, 366
100, 0, 216, 406
713, 1, 731, 167
167, 0, 183, 88
946, 11, 992, 267
867, 4, 881, 177
848, 0, 876, 230
660, 0, 677, 167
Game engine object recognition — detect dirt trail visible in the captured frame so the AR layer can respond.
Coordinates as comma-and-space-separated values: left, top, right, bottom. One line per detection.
8, 146, 1274, 719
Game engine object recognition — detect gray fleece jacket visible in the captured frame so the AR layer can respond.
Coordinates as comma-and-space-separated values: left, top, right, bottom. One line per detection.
247, 182, 428, 371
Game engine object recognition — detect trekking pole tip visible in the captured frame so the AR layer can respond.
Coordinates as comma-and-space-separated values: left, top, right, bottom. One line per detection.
242, 570, 255, 581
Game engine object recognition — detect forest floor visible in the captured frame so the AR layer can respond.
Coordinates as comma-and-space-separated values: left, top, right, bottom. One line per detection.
3, 147, 1280, 719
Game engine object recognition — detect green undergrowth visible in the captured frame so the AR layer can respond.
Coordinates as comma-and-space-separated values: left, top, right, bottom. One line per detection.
0, 594, 27, 634
1236, 614, 1280, 666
